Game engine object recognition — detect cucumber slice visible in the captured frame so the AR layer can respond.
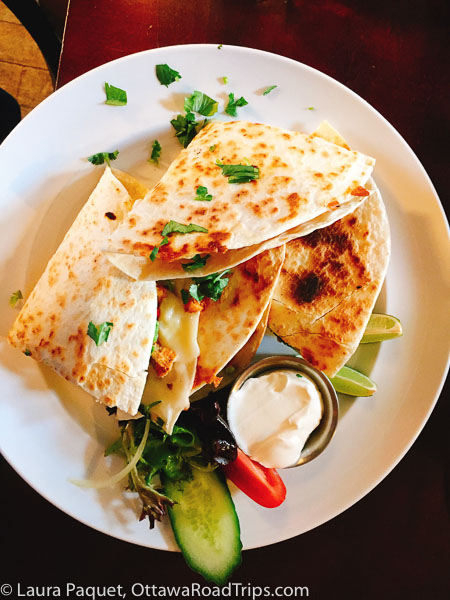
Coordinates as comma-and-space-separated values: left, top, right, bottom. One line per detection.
164, 468, 242, 585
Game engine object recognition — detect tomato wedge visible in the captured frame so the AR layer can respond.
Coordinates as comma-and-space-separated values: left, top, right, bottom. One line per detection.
222, 449, 286, 508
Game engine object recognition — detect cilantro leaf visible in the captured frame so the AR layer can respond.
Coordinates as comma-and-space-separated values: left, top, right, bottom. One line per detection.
170, 112, 198, 148
182, 254, 211, 272
150, 222, 208, 263
184, 91, 218, 117
9, 289, 23, 307
87, 321, 114, 346
181, 289, 191, 304
151, 320, 159, 353
149, 246, 159, 262
149, 139, 161, 165
155, 64, 181, 87
262, 85, 277, 96
105, 82, 127, 105
218, 44, 223, 49
161, 221, 208, 236
225, 92, 248, 117
149, 236, 168, 262
209, 144, 216, 152
222, 76, 228, 84
194, 186, 212, 201
87, 151, 119, 166
104, 438, 123, 457
216, 161, 260, 184
307, 106, 315, 110
24, 349, 31, 356
184, 270, 232, 303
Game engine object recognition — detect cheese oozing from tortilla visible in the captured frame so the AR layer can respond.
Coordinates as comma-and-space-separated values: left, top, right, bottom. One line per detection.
141, 290, 200, 434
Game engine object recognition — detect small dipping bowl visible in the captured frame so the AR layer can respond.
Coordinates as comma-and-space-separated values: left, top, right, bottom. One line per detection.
228, 355, 339, 467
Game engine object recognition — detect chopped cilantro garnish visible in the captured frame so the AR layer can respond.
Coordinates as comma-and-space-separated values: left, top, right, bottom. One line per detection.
194, 186, 212, 201
184, 91, 218, 117
161, 221, 208, 236
105, 83, 127, 106
183, 270, 232, 303
262, 85, 277, 96
153, 321, 159, 344
24, 349, 31, 356
181, 289, 191, 305
149, 236, 168, 262
222, 76, 228, 84
182, 254, 211, 272
225, 92, 248, 117
9, 289, 23, 307
149, 139, 161, 164
155, 63, 181, 87
150, 222, 208, 262
209, 144, 216, 152
149, 246, 159, 262
218, 44, 223, 49
87, 321, 114, 346
152, 320, 159, 353
296, 373, 303, 378
87, 151, 119, 166
170, 112, 199, 148
216, 161, 260, 184
104, 438, 123, 457
307, 106, 315, 110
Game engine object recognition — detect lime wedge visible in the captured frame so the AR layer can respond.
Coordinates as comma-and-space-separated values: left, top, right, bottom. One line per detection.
361, 313, 403, 343
330, 366, 377, 396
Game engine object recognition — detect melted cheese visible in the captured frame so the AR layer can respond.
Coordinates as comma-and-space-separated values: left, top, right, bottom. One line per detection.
141, 291, 200, 433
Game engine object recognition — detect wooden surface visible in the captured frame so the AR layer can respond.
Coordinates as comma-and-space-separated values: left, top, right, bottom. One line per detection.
3, 1, 449, 598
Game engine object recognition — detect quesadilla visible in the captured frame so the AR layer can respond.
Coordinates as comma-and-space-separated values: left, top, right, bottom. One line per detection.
141, 245, 285, 431
268, 125, 390, 377
8, 167, 158, 415
193, 245, 285, 391
105, 120, 375, 279
106, 191, 367, 282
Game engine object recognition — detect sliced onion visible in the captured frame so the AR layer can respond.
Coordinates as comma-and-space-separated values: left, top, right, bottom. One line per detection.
70, 419, 150, 489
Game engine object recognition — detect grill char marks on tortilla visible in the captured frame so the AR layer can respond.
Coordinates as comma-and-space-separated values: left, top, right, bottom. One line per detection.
287, 220, 369, 308
106, 120, 375, 265
268, 181, 390, 377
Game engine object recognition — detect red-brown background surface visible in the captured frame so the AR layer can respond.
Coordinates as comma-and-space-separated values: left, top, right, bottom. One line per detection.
3, 1, 449, 598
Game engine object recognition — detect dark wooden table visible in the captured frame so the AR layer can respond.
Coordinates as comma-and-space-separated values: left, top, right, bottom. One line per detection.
3, 1, 449, 598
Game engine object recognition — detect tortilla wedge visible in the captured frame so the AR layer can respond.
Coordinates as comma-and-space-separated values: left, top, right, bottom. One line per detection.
193, 244, 285, 391
105, 120, 375, 271
8, 168, 158, 415
268, 124, 390, 377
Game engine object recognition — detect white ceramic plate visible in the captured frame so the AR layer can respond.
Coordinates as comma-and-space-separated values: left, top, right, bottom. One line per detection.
0, 45, 448, 552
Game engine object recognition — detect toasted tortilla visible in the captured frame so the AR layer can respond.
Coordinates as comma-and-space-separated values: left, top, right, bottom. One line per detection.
190, 302, 271, 402
106, 191, 367, 282
268, 181, 390, 377
268, 123, 390, 376
105, 120, 375, 269
192, 245, 285, 391
8, 167, 157, 415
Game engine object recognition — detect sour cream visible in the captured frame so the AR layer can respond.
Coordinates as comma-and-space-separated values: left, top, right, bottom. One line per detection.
227, 369, 323, 468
